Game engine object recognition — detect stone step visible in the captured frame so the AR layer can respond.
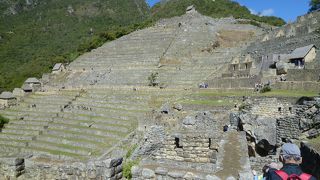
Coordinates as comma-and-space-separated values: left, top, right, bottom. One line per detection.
50, 118, 131, 133
36, 135, 107, 150
62, 110, 140, 120
1, 128, 41, 136
52, 117, 133, 129
28, 140, 93, 156
47, 123, 125, 139
23, 146, 86, 160
46, 129, 115, 143
9, 120, 50, 126
0, 133, 34, 141
0, 144, 23, 155
5, 124, 46, 131
0, 138, 28, 147
61, 112, 132, 121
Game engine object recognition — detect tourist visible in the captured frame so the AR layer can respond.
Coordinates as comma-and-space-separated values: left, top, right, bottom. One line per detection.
265, 143, 316, 180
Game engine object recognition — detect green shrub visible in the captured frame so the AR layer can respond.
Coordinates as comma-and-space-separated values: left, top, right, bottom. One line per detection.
260, 86, 271, 93
0, 115, 9, 128
148, 72, 159, 87
125, 144, 138, 159
123, 160, 139, 179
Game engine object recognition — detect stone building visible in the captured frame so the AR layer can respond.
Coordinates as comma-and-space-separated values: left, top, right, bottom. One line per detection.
52, 63, 65, 74
0, 91, 16, 109
289, 44, 317, 68
22, 77, 41, 92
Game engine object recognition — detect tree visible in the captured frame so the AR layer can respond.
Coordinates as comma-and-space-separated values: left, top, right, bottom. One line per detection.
309, 0, 320, 12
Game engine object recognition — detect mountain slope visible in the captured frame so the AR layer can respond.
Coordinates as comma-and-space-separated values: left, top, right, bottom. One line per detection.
151, 0, 285, 26
0, 0, 149, 91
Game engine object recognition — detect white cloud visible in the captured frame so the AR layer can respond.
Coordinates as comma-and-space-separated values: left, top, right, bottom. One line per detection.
260, 8, 274, 16
249, 8, 258, 15
249, 8, 275, 17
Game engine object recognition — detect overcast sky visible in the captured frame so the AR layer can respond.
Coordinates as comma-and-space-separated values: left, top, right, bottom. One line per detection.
146, 0, 311, 22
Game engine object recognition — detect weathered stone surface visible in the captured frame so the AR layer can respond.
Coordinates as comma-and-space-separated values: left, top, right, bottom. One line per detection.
155, 167, 168, 175
182, 111, 216, 130
131, 166, 141, 177
168, 171, 186, 178
206, 175, 221, 180
142, 168, 155, 179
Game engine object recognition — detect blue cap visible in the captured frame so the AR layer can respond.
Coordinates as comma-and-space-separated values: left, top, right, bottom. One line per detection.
280, 143, 301, 157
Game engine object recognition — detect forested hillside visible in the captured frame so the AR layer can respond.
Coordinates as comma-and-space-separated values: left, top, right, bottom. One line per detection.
151, 0, 285, 26
0, 0, 149, 91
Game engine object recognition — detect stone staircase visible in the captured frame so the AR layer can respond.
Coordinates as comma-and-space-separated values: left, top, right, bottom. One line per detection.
0, 88, 178, 160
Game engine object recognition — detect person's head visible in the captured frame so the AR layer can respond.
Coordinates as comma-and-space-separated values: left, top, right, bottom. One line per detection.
279, 143, 302, 164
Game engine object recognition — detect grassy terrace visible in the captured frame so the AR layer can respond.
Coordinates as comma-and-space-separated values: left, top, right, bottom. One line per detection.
196, 89, 319, 97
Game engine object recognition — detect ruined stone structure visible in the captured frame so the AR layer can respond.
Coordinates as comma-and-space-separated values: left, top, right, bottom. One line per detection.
207, 11, 320, 91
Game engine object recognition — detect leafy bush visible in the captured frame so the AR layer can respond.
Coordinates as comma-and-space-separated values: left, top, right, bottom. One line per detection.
0, 115, 9, 128
260, 86, 271, 93
123, 160, 139, 180
148, 72, 159, 87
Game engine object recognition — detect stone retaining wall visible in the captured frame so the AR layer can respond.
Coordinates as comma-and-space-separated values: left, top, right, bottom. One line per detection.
0, 157, 25, 179
286, 69, 320, 81
207, 76, 259, 89
276, 116, 301, 143
273, 81, 320, 91
0, 157, 123, 180
153, 134, 218, 164
131, 166, 219, 180
250, 156, 279, 173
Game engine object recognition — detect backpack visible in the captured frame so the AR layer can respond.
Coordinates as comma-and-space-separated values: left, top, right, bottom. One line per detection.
275, 170, 312, 180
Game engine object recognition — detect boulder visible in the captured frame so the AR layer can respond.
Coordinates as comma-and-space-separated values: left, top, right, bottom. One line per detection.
182, 111, 216, 130
142, 168, 155, 179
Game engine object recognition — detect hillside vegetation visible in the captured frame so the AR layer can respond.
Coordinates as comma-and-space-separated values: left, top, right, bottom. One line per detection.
0, 0, 149, 92
0, 0, 286, 92
152, 0, 285, 26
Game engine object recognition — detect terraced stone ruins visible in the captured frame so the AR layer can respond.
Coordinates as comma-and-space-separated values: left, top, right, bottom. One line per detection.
0, 7, 320, 180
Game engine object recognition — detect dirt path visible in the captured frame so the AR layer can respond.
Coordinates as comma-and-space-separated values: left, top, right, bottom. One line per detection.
215, 130, 243, 179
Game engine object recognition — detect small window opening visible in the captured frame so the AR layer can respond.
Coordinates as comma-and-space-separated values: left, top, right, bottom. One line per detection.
278, 107, 282, 112
209, 138, 212, 148
245, 63, 248, 69
233, 65, 236, 71
289, 107, 292, 113
175, 137, 183, 148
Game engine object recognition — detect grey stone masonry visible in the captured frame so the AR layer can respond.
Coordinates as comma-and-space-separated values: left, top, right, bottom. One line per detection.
153, 133, 219, 164
276, 116, 301, 143
0, 157, 25, 179
16, 157, 123, 179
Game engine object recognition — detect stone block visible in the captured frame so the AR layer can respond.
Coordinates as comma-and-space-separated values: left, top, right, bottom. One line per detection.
142, 168, 155, 179
168, 171, 186, 178
104, 167, 115, 178
103, 158, 123, 168
0, 158, 24, 166
206, 175, 221, 180
131, 166, 141, 178
155, 167, 168, 175
184, 172, 195, 180
115, 164, 122, 174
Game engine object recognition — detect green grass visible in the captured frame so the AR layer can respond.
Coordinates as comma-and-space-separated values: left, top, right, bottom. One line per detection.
180, 99, 234, 106
195, 89, 319, 98
25, 146, 87, 161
